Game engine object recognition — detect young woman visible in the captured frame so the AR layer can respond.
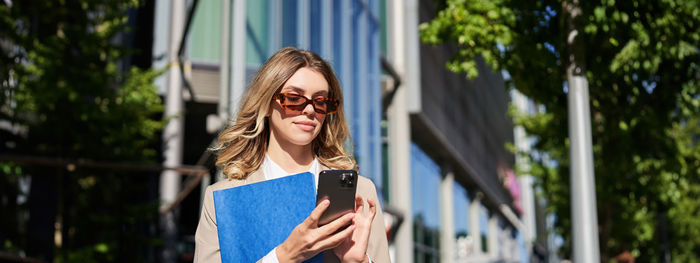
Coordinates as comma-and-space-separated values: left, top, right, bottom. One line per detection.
194, 47, 390, 263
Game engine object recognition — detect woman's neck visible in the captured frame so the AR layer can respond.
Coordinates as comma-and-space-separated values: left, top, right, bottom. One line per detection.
267, 135, 315, 174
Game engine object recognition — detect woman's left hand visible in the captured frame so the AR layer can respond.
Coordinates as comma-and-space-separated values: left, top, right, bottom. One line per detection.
332, 195, 376, 263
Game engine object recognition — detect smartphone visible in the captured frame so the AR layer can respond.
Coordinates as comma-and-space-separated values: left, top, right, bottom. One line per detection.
316, 170, 358, 226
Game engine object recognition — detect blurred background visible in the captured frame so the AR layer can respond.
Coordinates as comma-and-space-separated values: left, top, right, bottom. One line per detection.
0, 0, 698, 262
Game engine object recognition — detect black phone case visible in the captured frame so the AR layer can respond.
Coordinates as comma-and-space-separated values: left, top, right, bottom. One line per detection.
316, 170, 358, 226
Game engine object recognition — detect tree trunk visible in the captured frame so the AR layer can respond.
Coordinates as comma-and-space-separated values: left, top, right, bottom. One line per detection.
27, 171, 58, 261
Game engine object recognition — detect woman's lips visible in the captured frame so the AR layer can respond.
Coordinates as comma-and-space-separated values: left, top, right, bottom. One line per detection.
294, 121, 316, 132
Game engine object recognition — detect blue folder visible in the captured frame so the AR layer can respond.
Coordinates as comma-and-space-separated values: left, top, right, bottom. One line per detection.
213, 172, 324, 262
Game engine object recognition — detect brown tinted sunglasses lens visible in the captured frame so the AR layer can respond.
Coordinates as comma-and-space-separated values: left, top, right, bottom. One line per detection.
277, 93, 339, 115
316, 97, 339, 115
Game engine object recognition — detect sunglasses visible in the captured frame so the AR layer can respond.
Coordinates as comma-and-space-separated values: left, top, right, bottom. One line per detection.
274, 93, 340, 115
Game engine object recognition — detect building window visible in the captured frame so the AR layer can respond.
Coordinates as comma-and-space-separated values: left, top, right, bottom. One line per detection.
479, 204, 490, 253
246, 0, 271, 66
453, 182, 471, 261
516, 229, 528, 263
309, 0, 323, 53
411, 143, 441, 263
281, 0, 298, 47
188, 0, 222, 64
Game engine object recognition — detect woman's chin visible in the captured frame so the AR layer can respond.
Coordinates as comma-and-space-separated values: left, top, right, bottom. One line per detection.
286, 129, 320, 146
276, 132, 313, 147
288, 137, 315, 147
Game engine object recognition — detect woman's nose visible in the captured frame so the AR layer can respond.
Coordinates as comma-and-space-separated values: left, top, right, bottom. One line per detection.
302, 102, 316, 117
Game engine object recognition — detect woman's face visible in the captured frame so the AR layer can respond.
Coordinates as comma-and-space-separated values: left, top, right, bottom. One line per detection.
269, 67, 330, 148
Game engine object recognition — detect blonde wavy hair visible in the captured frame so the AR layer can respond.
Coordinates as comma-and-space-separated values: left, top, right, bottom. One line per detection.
213, 47, 357, 180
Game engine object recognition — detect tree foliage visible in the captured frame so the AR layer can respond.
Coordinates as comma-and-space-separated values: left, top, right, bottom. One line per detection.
420, 0, 700, 261
1, 0, 164, 261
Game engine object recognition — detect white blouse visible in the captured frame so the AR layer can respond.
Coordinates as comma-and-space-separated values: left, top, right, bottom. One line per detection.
262, 154, 320, 188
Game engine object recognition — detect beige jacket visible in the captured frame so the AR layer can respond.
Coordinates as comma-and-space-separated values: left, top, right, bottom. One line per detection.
193, 166, 391, 263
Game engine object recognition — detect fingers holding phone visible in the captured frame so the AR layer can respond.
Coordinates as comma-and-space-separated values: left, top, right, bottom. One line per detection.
354, 194, 377, 230
331, 194, 378, 262
277, 199, 356, 262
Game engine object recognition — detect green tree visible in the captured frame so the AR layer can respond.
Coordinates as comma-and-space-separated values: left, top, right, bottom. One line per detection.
420, 0, 700, 261
1, 0, 164, 261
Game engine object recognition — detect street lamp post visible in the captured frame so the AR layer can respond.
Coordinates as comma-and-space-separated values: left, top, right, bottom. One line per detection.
566, 0, 601, 262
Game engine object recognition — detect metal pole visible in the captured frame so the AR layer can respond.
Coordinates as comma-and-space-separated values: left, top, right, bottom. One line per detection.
387, 87, 413, 263
567, 0, 600, 261
160, 0, 185, 261
388, 0, 414, 261
219, 0, 231, 124
229, 0, 246, 117
567, 68, 600, 263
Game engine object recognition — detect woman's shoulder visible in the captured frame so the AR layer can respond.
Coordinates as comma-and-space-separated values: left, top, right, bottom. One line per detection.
356, 175, 378, 194
204, 178, 246, 193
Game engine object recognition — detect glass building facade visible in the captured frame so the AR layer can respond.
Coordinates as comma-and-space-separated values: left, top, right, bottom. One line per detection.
410, 143, 441, 263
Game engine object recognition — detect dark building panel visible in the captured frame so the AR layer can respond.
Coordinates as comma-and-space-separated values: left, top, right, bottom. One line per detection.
414, 0, 515, 210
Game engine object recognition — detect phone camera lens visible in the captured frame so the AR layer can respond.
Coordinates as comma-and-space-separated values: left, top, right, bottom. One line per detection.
340, 173, 354, 187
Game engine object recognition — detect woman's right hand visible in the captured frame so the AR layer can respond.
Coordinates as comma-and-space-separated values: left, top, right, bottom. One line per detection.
275, 199, 356, 263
